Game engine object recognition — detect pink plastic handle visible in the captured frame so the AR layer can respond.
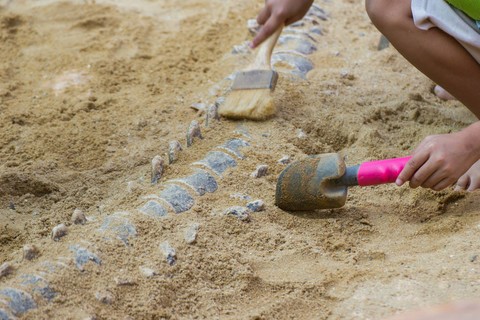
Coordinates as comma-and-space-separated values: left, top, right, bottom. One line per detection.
357, 156, 411, 187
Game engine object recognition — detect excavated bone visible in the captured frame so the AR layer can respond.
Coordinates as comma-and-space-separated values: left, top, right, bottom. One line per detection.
193, 151, 237, 176
168, 140, 182, 164
170, 169, 217, 196
278, 35, 317, 55
186, 120, 203, 147
138, 200, 168, 218
272, 52, 314, 79
205, 104, 220, 127
23, 244, 40, 261
0, 288, 36, 317
99, 212, 137, 245
158, 184, 195, 214
51, 224, 68, 241
71, 208, 87, 225
69, 245, 102, 271
151, 155, 164, 184
19, 274, 56, 301
217, 138, 250, 159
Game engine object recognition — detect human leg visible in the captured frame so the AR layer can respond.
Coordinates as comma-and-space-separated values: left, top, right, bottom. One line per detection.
365, 0, 480, 191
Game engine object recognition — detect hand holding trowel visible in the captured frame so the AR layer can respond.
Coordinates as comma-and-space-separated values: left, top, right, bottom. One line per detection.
275, 153, 411, 211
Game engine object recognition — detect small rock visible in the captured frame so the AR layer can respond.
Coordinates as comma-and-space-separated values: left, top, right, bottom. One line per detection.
51, 224, 68, 241
159, 241, 176, 266
296, 129, 307, 139
246, 200, 265, 212
114, 277, 136, 286
251, 165, 268, 178
95, 291, 114, 305
190, 102, 206, 112
139, 266, 157, 278
224, 206, 251, 222
168, 140, 183, 164
0, 262, 13, 278
184, 223, 200, 244
278, 155, 291, 165
71, 208, 87, 225
377, 34, 390, 51
186, 120, 203, 147
230, 193, 251, 201
23, 244, 40, 261
126, 181, 141, 193
470, 255, 478, 263
151, 155, 164, 184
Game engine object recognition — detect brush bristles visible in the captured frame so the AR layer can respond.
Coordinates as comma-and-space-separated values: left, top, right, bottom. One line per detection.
219, 89, 276, 120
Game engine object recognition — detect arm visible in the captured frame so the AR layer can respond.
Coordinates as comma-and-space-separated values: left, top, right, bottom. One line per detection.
251, 0, 314, 48
396, 121, 480, 190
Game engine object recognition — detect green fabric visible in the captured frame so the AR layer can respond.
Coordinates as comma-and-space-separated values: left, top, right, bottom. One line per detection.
446, 0, 480, 20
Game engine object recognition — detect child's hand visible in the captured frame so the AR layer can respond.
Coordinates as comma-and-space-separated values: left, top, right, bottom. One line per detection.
251, 0, 313, 48
396, 125, 480, 191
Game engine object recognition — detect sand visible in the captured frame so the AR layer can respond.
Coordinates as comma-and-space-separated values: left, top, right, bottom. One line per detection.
1, 0, 480, 319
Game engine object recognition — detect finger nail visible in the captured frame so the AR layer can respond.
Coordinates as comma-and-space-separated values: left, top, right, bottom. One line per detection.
454, 185, 463, 192
395, 178, 403, 186
248, 41, 255, 49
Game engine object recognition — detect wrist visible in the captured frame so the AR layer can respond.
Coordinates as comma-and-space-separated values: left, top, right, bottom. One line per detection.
459, 121, 480, 158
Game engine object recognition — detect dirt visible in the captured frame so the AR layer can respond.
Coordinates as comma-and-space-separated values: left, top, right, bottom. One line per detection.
1, 0, 480, 319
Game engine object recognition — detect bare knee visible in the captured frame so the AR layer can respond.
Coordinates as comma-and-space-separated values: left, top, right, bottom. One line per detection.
365, 0, 412, 34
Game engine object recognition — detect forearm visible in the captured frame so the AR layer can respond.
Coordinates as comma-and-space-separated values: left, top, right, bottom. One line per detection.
460, 121, 480, 160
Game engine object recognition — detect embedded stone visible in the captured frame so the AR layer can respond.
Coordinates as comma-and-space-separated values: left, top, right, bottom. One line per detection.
224, 207, 251, 222
69, 245, 102, 271
193, 151, 237, 175
251, 165, 268, 178
23, 244, 40, 261
159, 241, 176, 266
71, 208, 87, 225
138, 200, 168, 218
51, 224, 68, 241
378, 34, 390, 51
19, 274, 56, 301
184, 223, 200, 244
139, 266, 157, 278
0, 288, 36, 316
171, 169, 217, 196
151, 155, 164, 184
95, 291, 114, 305
99, 212, 137, 245
217, 138, 250, 159
168, 140, 183, 164
186, 120, 203, 147
246, 200, 265, 212
278, 155, 291, 165
0, 263, 13, 278
158, 184, 195, 214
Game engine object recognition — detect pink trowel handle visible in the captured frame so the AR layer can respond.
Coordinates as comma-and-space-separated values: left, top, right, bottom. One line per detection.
357, 156, 412, 186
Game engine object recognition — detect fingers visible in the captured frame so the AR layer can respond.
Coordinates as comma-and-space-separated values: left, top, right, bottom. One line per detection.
251, 14, 282, 48
396, 151, 429, 187
454, 174, 470, 191
256, 6, 270, 26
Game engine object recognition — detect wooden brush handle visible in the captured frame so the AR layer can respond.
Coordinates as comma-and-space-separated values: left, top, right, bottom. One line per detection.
252, 25, 283, 70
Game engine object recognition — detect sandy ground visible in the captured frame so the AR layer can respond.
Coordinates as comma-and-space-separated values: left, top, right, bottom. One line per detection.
1, 0, 480, 319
